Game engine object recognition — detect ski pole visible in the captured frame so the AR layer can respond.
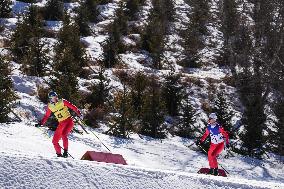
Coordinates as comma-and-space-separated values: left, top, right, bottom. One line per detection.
36, 126, 75, 159
73, 116, 89, 134
34, 117, 76, 159
186, 141, 196, 148
74, 116, 112, 152
197, 144, 230, 175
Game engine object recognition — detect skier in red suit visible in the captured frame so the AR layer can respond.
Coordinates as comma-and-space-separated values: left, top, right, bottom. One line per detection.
196, 113, 229, 175
36, 91, 82, 158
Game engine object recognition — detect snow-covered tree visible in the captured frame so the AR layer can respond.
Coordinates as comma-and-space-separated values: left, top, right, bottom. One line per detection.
0, 55, 16, 122
21, 37, 50, 77
238, 69, 266, 158
130, 72, 148, 119
141, 0, 174, 69
140, 76, 166, 138
11, 5, 45, 63
74, 5, 92, 37
272, 99, 284, 157
44, 0, 64, 21
180, 0, 210, 68
177, 94, 197, 138
126, 0, 146, 21
50, 14, 86, 105
0, 0, 12, 18
212, 90, 234, 134
102, 3, 128, 68
20, 6, 49, 76
162, 73, 183, 117
107, 83, 133, 138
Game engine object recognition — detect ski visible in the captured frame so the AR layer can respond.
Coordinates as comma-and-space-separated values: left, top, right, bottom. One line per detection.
197, 168, 227, 177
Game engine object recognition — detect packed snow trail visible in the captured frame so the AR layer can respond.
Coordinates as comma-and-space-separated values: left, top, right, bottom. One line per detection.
0, 152, 283, 189
0, 122, 284, 189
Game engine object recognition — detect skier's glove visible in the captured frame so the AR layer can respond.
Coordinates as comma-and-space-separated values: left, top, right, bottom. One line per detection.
79, 112, 84, 120
35, 122, 42, 127
195, 140, 201, 146
224, 143, 230, 150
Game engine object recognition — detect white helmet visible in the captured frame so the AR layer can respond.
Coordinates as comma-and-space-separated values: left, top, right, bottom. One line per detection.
209, 113, 217, 120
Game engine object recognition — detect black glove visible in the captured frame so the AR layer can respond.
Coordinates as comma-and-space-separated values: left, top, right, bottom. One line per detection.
195, 140, 201, 146
35, 122, 42, 127
225, 143, 231, 149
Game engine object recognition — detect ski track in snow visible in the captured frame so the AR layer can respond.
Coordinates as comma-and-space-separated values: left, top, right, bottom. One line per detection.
0, 152, 283, 189
0, 122, 283, 189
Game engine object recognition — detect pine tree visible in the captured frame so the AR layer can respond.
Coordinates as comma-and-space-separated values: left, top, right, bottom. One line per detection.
10, 21, 30, 62
20, 6, 48, 76
0, 55, 16, 122
107, 83, 133, 138
140, 76, 166, 138
177, 94, 197, 138
11, 5, 44, 63
126, 0, 145, 21
212, 90, 234, 135
237, 69, 266, 158
74, 0, 102, 36
113, 3, 129, 36
50, 14, 83, 105
130, 72, 148, 119
21, 37, 50, 77
220, 0, 239, 47
126, 0, 140, 20
180, 0, 210, 68
161, 73, 183, 117
56, 13, 89, 76
101, 3, 128, 68
44, 0, 64, 21
101, 38, 119, 68
87, 67, 111, 109
217, 0, 240, 67
84, 0, 100, 22
163, 0, 175, 26
74, 5, 92, 37
272, 99, 284, 157
141, 0, 175, 69
141, 16, 165, 69
0, 0, 12, 18
50, 47, 80, 105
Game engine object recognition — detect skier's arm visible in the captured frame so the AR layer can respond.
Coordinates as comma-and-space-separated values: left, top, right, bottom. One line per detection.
40, 107, 52, 125
63, 99, 81, 116
200, 129, 210, 143
219, 127, 229, 145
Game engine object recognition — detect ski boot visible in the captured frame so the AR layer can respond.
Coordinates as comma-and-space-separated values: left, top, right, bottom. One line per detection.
63, 149, 68, 158
213, 168, 219, 176
57, 153, 63, 157
208, 168, 214, 175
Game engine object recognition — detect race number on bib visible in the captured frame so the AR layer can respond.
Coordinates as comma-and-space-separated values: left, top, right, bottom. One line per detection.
210, 133, 224, 144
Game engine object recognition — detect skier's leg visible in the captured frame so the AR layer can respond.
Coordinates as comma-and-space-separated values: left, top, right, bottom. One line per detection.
62, 118, 74, 151
52, 123, 64, 154
212, 142, 225, 168
208, 143, 217, 168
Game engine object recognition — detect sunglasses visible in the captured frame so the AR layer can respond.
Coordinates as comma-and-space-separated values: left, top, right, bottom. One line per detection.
49, 96, 58, 101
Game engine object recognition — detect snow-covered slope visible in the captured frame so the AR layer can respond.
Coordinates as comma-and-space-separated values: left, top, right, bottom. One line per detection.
0, 122, 283, 189
1, 151, 282, 189
1, 1, 284, 188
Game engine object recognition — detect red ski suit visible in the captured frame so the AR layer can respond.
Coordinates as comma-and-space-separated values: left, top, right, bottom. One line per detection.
41, 99, 81, 154
200, 123, 229, 169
